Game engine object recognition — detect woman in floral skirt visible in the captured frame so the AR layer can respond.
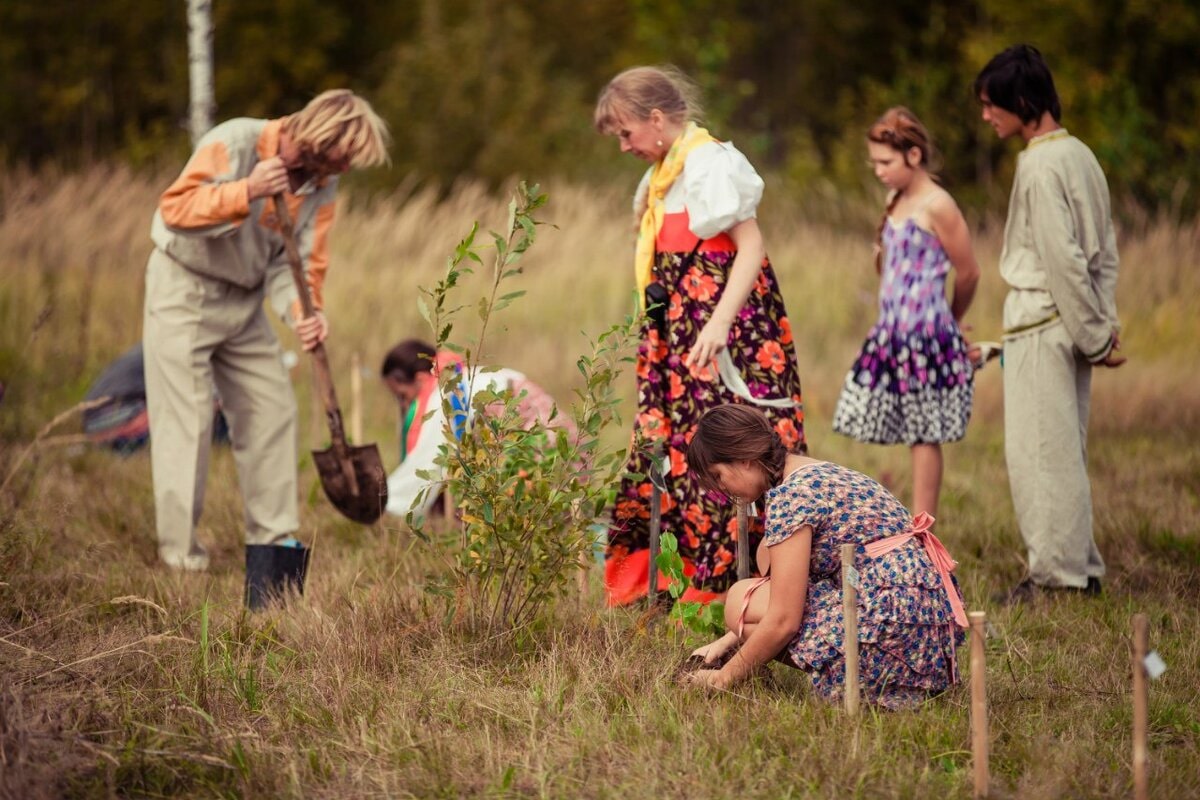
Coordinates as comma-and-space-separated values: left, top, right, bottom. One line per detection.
593, 65, 806, 606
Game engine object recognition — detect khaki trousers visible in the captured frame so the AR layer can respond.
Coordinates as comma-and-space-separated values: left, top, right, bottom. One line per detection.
143, 250, 298, 564
1002, 320, 1105, 588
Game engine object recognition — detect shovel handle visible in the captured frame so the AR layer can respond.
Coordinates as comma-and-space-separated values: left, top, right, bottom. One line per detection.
273, 194, 350, 455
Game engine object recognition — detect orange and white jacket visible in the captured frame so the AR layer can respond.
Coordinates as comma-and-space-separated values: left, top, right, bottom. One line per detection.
150, 117, 337, 323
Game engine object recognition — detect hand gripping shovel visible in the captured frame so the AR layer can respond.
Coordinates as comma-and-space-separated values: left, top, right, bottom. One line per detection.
274, 194, 387, 524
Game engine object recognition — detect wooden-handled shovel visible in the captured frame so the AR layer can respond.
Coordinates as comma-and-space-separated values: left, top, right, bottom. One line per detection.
274, 194, 387, 524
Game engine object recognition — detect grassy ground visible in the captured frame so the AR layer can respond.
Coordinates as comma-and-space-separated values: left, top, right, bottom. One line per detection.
1, 167, 1198, 798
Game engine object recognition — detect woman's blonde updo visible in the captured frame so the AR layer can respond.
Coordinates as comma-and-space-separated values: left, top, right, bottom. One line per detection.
593, 65, 703, 135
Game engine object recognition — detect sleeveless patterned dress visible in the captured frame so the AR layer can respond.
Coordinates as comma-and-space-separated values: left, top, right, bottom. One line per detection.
832, 217, 973, 444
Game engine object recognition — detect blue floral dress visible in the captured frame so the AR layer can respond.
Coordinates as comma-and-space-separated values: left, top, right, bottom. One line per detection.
764, 461, 966, 710
832, 216, 973, 444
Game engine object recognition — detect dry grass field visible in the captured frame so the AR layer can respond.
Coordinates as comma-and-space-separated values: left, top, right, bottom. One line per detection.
1, 166, 1198, 798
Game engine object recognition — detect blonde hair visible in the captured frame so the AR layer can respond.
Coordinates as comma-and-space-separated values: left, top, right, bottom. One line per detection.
283, 89, 391, 168
593, 65, 703, 134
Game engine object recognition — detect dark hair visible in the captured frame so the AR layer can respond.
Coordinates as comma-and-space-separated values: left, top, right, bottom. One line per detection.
868, 106, 939, 273
687, 404, 793, 493
973, 44, 1062, 124
380, 338, 435, 383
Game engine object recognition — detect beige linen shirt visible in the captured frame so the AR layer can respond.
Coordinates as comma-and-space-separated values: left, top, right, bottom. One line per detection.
998, 129, 1120, 361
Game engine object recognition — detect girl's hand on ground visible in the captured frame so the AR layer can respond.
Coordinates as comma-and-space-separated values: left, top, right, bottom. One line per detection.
689, 643, 724, 666
685, 320, 731, 370
681, 669, 728, 690
296, 312, 329, 351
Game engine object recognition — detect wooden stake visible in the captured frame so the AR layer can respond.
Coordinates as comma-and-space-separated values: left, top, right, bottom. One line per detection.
442, 489, 456, 532
969, 611, 989, 799
1132, 613, 1149, 800
736, 501, 750, 580
841, 543, 859, 717
648, 482, 662, 598
645, 442, 668, 601
350, 351, 363, 444
577, 542, 591, 598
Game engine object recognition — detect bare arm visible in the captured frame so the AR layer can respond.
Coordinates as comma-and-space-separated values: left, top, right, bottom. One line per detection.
698, 526, 811, 689
928, 193, 980, 325
685, 218, 765, 369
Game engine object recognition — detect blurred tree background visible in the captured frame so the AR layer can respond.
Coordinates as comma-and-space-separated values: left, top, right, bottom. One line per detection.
1, 0, 1196, 214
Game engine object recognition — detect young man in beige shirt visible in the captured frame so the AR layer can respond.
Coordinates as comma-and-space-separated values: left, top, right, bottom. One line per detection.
975, 45, 1125, 604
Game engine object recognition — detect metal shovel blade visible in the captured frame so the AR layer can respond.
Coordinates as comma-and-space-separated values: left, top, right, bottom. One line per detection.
312, 441, 388, 524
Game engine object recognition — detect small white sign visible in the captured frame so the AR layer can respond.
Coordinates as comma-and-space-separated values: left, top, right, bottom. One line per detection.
845, 565, 860, 590
1143, 651, 1167, 681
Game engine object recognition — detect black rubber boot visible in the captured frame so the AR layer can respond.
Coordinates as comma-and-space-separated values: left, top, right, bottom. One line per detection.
245, 542, 310, 611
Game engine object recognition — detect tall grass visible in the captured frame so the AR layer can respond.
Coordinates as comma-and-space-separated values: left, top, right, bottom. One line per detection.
1, 166, 1198, 798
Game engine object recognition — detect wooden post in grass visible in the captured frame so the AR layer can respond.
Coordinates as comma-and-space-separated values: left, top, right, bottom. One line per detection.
1132, 613, 1149, 800
969, 611, 989, 799
736, 501, 750, 580
841, 543, 860, 717
647, 491, 661, 597
350, 351, 363, 444
647, 445, 664, 599
442, 489, 456, 531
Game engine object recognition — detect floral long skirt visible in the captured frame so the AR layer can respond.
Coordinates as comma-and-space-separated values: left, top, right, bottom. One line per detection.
605, 247, 806, 605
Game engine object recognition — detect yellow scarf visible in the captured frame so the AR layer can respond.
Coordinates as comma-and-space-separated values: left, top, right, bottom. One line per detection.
634, 122, 717, 307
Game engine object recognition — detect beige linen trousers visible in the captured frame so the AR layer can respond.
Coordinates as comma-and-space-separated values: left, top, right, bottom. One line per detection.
1002, 320, 1106, 588
143, 249, 299, 567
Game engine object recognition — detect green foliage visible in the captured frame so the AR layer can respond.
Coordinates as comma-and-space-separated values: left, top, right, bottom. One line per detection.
411, 182, 637, 633
655, 530, 725, 639
5, 2, 1199, 212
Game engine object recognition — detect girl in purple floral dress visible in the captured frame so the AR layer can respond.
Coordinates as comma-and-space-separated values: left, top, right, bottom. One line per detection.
684, 404, 967, 710
833, 108, 980, 518
594, 66, 806, 607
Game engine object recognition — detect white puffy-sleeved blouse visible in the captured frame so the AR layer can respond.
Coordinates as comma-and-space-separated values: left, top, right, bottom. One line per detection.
634, 140, 765, 241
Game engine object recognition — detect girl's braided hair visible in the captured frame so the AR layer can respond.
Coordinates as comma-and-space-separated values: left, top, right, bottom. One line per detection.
868, 107, 938, 274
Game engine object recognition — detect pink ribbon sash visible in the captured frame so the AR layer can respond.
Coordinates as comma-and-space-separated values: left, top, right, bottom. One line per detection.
862, 511, 968, 628
736, 576, 771, 640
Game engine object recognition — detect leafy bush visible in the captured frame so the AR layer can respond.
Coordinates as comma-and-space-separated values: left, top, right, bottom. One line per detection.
654, 530, 725, 639
411, 182, 637, 633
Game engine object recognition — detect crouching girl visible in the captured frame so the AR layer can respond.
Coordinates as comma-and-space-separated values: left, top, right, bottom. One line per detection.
683, 404, 967, 710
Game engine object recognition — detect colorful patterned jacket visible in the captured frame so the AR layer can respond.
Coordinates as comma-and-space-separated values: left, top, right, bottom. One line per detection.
150, 117, 337, 323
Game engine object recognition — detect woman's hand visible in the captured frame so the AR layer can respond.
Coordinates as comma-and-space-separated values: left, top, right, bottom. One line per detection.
685, 318, 732, 370
680, 668, 729, 690
296, 311, 329, 352
690, 631, 739, 666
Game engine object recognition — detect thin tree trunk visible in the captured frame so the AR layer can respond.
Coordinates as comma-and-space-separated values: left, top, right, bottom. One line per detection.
186, 0, 215, 145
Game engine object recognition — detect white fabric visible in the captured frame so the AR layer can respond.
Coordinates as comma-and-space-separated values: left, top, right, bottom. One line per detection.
715, 351, 800, 409
385, 367, 525, 520
631, 141, 763, 239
